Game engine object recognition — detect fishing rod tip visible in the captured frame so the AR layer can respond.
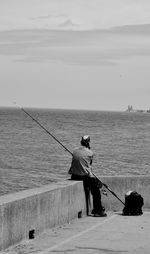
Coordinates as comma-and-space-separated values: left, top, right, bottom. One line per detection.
13, 102, 23, 109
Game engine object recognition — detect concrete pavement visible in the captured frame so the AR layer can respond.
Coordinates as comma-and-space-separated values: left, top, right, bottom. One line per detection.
1, 211, 150, 254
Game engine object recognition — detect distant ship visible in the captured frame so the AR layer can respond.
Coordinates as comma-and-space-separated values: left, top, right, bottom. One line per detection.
126, 105, 134, 112
126, 105, 150, 113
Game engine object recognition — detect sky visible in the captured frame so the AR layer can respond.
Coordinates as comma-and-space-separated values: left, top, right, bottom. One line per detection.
0, 0, 150, 111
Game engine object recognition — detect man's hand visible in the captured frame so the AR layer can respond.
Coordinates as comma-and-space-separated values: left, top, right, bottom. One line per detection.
96, 179, 103, 189
101, 189, 108, 196
88, 172, 95, 178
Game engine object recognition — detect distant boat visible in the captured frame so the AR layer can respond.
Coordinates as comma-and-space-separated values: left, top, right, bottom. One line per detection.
126, 105, 135, 112
126, 106, 150, 113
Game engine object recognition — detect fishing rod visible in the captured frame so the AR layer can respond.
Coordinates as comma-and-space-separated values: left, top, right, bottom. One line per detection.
93, 173, 125, 205
103, 183, 125, 205
17, 105, 125, 206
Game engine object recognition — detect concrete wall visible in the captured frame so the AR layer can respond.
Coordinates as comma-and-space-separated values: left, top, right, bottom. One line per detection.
0, 181, 86, 251
0, 176, 150, 250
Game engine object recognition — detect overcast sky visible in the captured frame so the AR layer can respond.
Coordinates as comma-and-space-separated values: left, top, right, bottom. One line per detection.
0, 0, 150, 111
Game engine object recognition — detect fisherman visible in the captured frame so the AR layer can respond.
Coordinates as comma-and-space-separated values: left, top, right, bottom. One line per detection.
68, 135, 107, 217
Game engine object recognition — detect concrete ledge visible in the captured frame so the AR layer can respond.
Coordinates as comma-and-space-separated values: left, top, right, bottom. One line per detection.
0, 180, 86, 251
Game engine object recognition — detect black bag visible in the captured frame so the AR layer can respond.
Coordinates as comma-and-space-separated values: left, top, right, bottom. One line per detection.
122, 190, 144, 216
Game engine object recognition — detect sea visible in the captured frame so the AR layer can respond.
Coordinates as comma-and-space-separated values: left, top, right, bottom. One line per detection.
0, 107, 150, 196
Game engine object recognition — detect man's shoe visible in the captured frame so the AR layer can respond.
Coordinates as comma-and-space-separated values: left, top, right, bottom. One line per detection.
94, 211, 107, 217
91, 207, 106, 215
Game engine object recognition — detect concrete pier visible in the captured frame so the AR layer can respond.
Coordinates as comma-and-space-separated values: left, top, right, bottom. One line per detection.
0, 175, 150, 251
2, 211, 150, 254
0, 181, 86, 251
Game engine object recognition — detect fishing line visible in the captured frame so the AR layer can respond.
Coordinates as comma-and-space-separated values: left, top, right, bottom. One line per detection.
14, 102, 72, 156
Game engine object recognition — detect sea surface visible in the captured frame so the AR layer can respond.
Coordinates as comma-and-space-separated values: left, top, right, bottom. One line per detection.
0, 107, 150, 196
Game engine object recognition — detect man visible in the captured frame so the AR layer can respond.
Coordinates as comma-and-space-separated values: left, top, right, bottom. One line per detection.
68, 135, 107, 217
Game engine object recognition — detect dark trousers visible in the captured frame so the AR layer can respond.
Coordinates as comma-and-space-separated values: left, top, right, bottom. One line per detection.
71, 174, 103, 214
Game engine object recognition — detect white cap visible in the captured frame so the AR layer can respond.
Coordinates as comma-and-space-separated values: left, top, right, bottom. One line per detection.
81, 135, 90, 143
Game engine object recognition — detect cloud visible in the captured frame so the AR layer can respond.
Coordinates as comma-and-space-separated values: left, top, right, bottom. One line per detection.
112, 24, 150, 35
58, 19, 82, 30
0, 24, 150, 65
1, 0, 150, 31
32, 14, 67, 21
